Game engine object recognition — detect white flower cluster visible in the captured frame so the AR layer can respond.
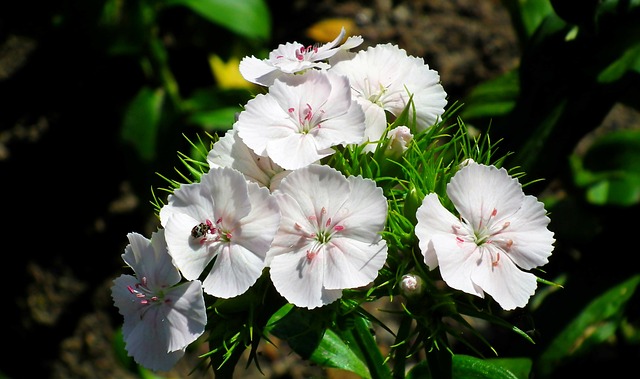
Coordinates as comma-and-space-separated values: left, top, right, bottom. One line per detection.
111, 27, 554, 373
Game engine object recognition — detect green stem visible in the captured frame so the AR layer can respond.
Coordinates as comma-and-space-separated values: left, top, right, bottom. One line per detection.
392, 314, 412, 379
350, 315, 392, 379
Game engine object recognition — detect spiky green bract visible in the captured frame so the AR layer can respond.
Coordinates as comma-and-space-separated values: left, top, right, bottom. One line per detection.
200, 271, 286, 379
151, 132, 218, 216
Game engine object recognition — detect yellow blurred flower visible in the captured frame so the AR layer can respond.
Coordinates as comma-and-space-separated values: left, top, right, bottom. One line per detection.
208, 54, 255, 90
305, 18, 358, 43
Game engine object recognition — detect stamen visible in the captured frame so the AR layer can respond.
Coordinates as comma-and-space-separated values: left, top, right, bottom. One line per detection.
306, 250, 317, 261
492, 252, 501, 267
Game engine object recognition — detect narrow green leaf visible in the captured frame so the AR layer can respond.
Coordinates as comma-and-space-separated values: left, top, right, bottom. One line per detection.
461, 69, 519, 120
309, 328, 371, 378
537, 274, 640, 376
452, 355, 529, 379
597, 42, 640, 83
121, 86, 165, 161
162, 0, 271, 40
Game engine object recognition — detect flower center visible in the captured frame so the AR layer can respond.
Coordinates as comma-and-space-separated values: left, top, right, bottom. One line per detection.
191, 218, 233, 244
288, 103, 325, 133
127, 276, 171, 319
295, 44, 319, 61
293, 206, 345, 261
453, 208, 514, 267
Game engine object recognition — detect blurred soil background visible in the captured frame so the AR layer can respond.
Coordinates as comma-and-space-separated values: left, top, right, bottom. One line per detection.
2, 0, 635, 378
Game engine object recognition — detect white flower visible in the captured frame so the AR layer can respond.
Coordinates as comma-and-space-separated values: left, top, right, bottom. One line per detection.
235, 70, 366, 170
111, 229, 207, 372
266, 164, 388, 309
239, 27, 363, 86
329, 43, 447, 152
415, 162, 555, 310
207, 128, 290, 191
160, 167, 281, 298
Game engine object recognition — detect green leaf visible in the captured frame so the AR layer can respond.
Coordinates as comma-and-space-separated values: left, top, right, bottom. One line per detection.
162, 0, 271, 40
406, 355, 532, 379
309, 328, 371, 378
453, 355, 531, 379
461, 69, 519, 120
597, 42, 640, 83
187, 107, 239, 132
121, 86, 165, 161
517, 0, 554, 38
265, 305, 371, 378
536, 274, 640, 376
570, 129, 640, 206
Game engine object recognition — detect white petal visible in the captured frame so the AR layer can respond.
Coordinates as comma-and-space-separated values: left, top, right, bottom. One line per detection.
336, 174, 387, 241
239, 55, 282, 86
266, 132, 333, 170
469, 245, 539, 310
322, 238, 387, 289
202, 182, 280, 298
498, 195, 555, 270
163, 212, 215, 280
207, 129, 285, 189
430, 234, 484, 298
265, 192, 313, 265
357, 99, 387, 153
163, 281, 207, 352
447, 163, 525, 230
275, 165, 350, 216
236, 70, 365, 169
112, 275, 146, 321
269, 249, 341, 309
415, 193, 464, 269
235, 93, 297, 157
236, 182, 281, 255
122, 230, 182, 289
112, 278, 206, 372
202, 243, 265, 298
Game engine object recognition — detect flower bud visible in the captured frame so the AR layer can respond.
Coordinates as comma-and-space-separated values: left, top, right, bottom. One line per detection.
385, 125, 413, 159
400, 274, 424, 298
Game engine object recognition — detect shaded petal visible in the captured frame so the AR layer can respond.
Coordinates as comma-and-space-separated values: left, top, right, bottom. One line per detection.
203, 243, 265, 298
207, 129, 286, 189
322, 238, 387, 289
112, 274, 146, 322
415, 193, 464, 269
266, 132, 333, 170
269, 249, 342, 309
236, 182, 281, 255
163, 281, 207, 352
122, 230, 181, 288
239, 55, 282, 86
357, 99, 387, 153
430, 234, 484, 298
469, 245, 539, 310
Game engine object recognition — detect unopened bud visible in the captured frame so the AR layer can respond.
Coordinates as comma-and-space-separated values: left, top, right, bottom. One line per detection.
400, 274, 424, 298
385, 125, 413, 159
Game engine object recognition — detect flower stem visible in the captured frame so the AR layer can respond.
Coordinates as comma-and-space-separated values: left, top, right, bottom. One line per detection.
392, 314, 412, 379
350, 315, 392, 379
